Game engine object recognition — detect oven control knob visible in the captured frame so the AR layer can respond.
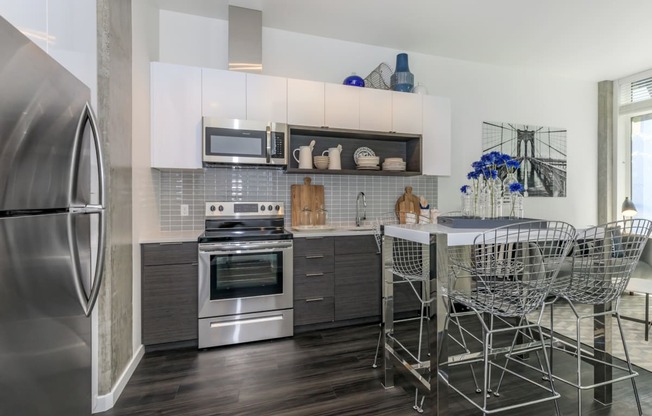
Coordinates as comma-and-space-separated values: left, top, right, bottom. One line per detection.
268, 205, 273, 211
218, 205, 224, 212
209, 205, 216, 212
260, 205, 266, 211
275, 205, 280, 211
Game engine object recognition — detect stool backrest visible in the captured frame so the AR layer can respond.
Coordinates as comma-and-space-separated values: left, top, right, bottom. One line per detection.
558, 218, 652, 304
469, 220, 576, 316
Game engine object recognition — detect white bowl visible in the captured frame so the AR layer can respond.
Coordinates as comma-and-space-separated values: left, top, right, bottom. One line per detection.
314, 157, 329, 169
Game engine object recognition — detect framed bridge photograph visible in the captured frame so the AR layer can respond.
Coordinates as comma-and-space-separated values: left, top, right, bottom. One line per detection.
482, 121, 567, 197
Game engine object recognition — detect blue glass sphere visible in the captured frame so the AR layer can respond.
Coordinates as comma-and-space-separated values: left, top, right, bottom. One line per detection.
343, 74, 365, 87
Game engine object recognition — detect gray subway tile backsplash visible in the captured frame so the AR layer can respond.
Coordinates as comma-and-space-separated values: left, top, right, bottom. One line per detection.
156, 168, 438, 231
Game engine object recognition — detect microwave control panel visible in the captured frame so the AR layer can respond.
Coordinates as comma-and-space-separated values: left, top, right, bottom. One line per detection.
272, 132, 285, 158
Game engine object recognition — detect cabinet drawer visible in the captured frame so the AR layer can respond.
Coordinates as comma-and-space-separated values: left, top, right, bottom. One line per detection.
294, 255, 334, 274
293, 237, 334, 257
294, 297, 334, 326
334, 235, 377, 255
142, 242, 198, 266
294, 272, 334, 299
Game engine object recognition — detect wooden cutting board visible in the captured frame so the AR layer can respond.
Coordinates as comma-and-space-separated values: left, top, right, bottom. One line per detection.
291, 177, 325, 226
395, 186, 421, 224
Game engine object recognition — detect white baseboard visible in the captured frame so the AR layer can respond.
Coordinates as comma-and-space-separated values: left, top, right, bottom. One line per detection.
93, 344, 145, 413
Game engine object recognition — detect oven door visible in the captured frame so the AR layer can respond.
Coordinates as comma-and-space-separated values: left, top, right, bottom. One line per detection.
198, 240, 293, 318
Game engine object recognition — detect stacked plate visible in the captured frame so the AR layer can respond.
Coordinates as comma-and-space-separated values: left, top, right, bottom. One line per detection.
382, 157, 406, 171
356, 155, 380, 170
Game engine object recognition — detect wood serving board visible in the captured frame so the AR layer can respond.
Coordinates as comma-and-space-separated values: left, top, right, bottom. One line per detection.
291, 177, 325, 226
395, 186, 421, 224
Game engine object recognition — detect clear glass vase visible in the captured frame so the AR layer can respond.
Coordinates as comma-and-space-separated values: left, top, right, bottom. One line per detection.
461, 191, 474, 217
484, 178, 502, 219
509, 193, 524, 218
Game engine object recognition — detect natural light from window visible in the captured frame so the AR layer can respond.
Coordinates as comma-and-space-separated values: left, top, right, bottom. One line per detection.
631, 113, 652, 220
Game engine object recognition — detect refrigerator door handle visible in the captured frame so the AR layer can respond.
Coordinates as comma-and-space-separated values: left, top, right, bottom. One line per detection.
68, 211, 106, 316
68, 103, 107, 316
71, 102, 106, 209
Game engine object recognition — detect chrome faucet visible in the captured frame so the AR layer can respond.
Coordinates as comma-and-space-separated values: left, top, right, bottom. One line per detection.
356, 192, 367, 227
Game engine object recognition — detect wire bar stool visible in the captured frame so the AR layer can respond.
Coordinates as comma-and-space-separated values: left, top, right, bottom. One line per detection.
373, 212, 430, 412
547, 218, 652, 415
444, 220, 575, 415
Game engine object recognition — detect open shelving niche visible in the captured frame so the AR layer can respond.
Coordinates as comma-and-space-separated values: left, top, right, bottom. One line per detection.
287, 125, 422, 176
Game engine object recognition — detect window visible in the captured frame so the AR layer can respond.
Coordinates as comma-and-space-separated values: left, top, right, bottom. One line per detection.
618, 69, 652, 220
631, 114, 652, 219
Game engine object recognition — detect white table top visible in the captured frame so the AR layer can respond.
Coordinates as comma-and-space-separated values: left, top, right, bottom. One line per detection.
383, 223, 498, 246
626, 277, 652, 294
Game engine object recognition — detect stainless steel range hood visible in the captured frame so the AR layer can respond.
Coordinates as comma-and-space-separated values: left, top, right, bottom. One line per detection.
228, 5, 262, 73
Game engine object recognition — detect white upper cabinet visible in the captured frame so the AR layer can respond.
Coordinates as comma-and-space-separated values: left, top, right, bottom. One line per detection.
287, 78, 325, 127
150, 62, 202, 169
149, 62, 452, 175
324, 83, 360, 130
422, 95, 451, 176
0, 0, 48, 51
246, 73, 287, 122
359, 87, 392, 132
392, 91, 423, 134
202, 68, 246, 119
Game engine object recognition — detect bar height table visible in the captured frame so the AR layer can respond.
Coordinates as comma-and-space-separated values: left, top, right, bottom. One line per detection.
381, 222, 614, 414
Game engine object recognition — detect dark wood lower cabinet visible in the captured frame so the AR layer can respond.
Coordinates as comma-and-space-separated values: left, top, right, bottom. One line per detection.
294, 235, 382, 331
141, 242, 198, 347
334, 251, 380, 320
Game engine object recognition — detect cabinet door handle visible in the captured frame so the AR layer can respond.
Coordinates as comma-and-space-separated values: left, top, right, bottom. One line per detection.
159, 242, 183, 246
305, 272, 324, 277
305, 297, 324, 302
305, 237, 324, 240
305, 255, 324, 259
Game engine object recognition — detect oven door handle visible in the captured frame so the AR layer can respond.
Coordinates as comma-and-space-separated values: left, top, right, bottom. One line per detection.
199, 241, 293, 253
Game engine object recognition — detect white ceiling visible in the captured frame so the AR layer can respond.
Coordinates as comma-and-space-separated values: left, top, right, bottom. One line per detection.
155, 0, 652, 82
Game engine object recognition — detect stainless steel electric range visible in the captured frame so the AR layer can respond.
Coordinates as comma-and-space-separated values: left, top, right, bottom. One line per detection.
197, 201, 293, 348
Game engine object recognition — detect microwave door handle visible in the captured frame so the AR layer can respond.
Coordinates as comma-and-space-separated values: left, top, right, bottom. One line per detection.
265, 125, 272, 163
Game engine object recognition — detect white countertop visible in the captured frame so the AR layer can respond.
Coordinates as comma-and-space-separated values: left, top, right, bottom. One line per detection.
139, 227, 375, 244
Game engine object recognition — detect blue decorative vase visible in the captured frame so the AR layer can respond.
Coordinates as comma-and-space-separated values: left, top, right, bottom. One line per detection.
343, 73, 365, 87
390, 53, 414, 92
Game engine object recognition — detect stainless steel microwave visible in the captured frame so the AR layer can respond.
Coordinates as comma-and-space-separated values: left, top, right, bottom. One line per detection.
202, 117, 288, 167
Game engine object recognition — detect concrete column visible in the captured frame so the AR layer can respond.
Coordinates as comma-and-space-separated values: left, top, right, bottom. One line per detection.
96, 0, 133, 396
597, 81, 615, 224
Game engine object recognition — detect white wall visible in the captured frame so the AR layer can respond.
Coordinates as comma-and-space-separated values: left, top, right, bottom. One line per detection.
0, 0, 97, 106
157, 10, 598, 227
132, 0, 161, 352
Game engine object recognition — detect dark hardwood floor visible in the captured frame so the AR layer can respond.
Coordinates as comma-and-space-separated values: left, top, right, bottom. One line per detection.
99, 323, 652, 415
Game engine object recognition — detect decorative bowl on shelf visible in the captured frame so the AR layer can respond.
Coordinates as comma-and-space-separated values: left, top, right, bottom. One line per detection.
353, 147, 375, 164
343, 73, 365, 87
356, 156, 380, 166
313, 155, 329, 169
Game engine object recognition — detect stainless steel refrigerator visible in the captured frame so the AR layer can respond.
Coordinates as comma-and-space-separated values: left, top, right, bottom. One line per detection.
0, 15, 106, 415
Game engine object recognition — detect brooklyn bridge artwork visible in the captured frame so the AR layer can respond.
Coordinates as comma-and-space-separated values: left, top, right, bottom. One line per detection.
482, 121, 567, 197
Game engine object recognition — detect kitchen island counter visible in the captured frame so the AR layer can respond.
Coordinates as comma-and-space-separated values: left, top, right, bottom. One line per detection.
381, 222, 614, 415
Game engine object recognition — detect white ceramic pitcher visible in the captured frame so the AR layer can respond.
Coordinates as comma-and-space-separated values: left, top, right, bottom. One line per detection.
323, 144, 342, 170
293, 140, 316, 169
